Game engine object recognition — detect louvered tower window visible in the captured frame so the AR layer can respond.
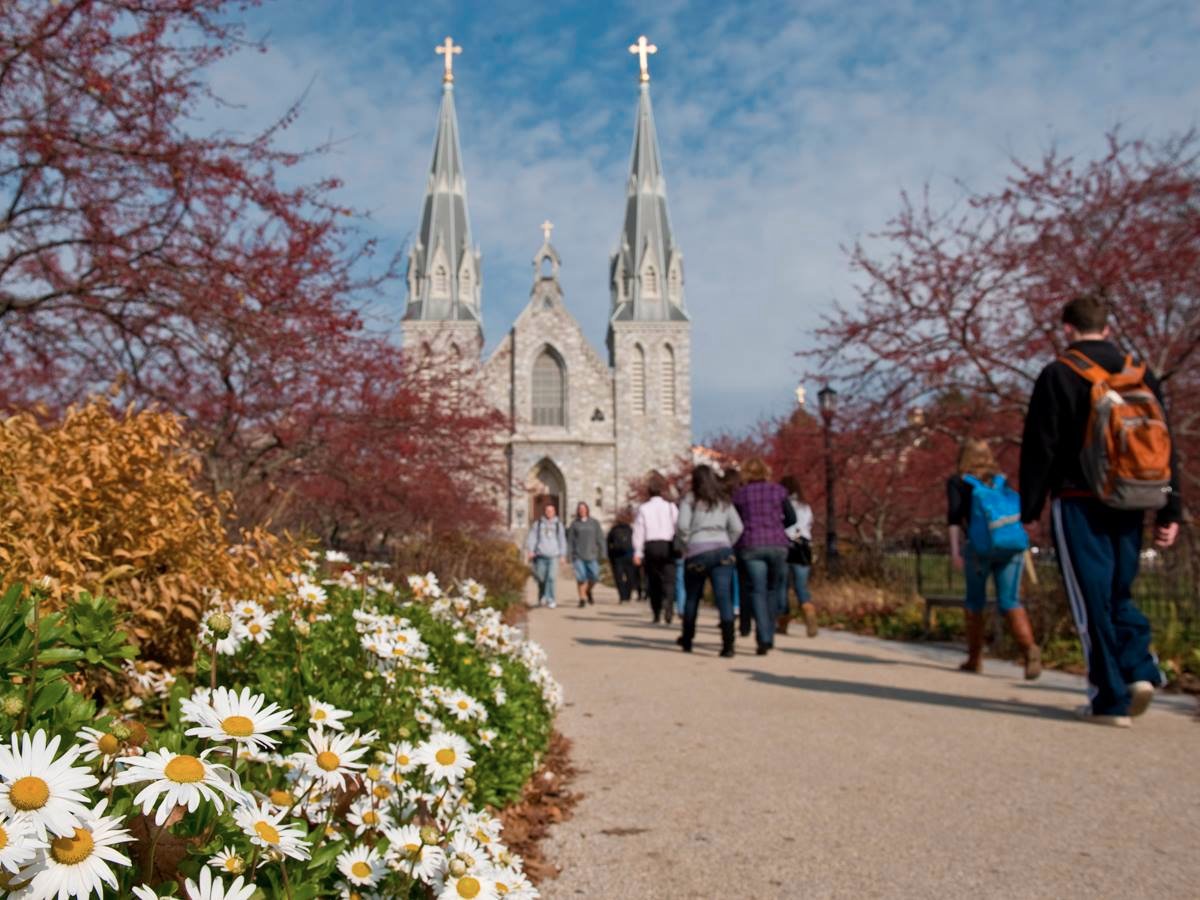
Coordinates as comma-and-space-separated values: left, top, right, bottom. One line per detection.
433, 265, 449, 295
643, 265, 659, 297
661, 344, 676, 415
632, 344, 646, 415
532, 350, 566, 427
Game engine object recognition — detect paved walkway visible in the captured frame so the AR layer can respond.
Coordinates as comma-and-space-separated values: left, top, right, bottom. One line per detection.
528, 581, 1199, 899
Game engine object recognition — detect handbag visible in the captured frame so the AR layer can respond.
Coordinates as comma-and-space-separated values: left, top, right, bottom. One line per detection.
788, 537, 813, 566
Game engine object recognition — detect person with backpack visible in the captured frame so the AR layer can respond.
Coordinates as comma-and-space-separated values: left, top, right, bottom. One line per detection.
567, 501, 605, 608
676, 465, 744, 655
781, 475, 819, 638
606, 509, 637, 604
525, 502, 567, 609
1020, 291, 1180, 726
632, 471, 679, 624
947, 439, 1041, 679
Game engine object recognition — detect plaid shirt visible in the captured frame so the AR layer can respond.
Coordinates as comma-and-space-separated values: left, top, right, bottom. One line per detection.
732, 481, 790, 549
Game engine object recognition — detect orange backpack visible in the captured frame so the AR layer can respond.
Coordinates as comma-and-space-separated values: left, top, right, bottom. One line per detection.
1058, 349, 1173, 510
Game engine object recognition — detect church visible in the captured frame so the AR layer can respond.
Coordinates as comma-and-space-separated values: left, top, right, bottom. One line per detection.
401, 37, 692, 532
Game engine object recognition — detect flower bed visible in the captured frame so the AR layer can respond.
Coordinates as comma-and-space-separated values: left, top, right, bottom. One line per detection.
0, 555, 560, 898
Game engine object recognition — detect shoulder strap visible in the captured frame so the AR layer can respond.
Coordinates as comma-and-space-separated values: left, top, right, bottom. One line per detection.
961, 474, 983, 490
1057, 349, 1111, 385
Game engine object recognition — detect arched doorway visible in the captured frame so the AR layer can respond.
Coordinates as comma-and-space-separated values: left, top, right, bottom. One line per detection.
526, 458, 566, 523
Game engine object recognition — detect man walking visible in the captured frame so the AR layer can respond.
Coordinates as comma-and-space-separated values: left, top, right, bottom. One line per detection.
526, 502, 567, 609
1020, 292, 1181, 726
568, 501, 605, 607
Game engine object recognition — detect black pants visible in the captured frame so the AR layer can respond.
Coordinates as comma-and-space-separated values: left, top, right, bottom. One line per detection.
642, 540, 675, 620
610, 554, 637, 601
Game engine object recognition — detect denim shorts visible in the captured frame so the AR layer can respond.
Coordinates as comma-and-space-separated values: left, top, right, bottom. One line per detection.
572, 558, 602, 583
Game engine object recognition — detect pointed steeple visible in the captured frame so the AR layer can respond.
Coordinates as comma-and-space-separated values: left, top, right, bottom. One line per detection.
404, 39, 481, 325
609, 62, 687, 324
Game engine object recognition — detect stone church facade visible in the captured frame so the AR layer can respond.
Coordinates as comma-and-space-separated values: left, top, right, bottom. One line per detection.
402, 49, 691, 532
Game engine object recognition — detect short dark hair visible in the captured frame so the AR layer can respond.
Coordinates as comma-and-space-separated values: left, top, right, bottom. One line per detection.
780, 474, 804, 502
646, 470, 667, 498
1062, 291, 1108, 333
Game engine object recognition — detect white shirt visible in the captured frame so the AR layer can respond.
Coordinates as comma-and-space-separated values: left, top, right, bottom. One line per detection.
785, 499, 813, 542
632, 496, 678, 557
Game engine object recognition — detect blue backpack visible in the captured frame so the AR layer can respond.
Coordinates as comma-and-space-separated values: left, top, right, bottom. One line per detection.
962, 474, 1029, 558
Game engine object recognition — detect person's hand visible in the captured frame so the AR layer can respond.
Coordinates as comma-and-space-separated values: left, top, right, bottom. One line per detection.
1154, 521, 1180, 549
951, 552, 964, 572
633, 556, 642, 567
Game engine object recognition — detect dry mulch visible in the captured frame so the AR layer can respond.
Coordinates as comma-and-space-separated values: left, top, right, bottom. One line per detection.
498, 730, 580, 884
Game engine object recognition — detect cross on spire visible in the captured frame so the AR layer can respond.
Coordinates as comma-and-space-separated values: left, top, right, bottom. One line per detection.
540, 219, 554, 243
628, 35, 657, 82
436, 36, 462, 83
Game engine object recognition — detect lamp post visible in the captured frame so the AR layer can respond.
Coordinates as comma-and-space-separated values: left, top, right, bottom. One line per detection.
818, 384, 839, 573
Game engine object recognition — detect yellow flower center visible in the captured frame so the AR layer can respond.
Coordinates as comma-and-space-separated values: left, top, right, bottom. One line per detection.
397, 634, 408, 643
457, 701, 469, 710
50, 827, 95, 865
405, 842, 421, 854
312, 709, 327, 720
351, 860, 372, 878
221, 715, 256, 737
164, 754, 206, 783
362, 810, 378, 824
374, 784, 393, 798
9, 776, 50, 810
392, 647, 406, 657
135, 661, 150, 674
254, 820, 281, 844
435, 748, 456, 766
269, 789, 293, 806
396, 754, 410, 766
456, 876, 482, 899
249, 623, 262, 635
316, 750, 340, 771
498, 883, 510, 894
97, 733, 120, 755
0, 825, 7, 851
223, 857, 241, 872
366, 765, 382, 781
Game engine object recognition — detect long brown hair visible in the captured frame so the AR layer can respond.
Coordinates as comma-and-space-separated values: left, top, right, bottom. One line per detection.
957, 438, 999, 480
691, 464, 724, 509
741, 457, 772, 483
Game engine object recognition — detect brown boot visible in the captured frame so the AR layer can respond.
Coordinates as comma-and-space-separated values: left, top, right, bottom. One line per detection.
1006, 607, 1042, 680
776, 614, 790, 635
801, 602, 819, 637
960, 610, 985, 673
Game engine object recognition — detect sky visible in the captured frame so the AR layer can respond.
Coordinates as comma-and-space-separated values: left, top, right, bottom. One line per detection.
206, 0, 1200, 439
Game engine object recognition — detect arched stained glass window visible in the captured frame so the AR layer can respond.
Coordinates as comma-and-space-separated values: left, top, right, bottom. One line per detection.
632, 344, 646, 415
532, 349, 566, 427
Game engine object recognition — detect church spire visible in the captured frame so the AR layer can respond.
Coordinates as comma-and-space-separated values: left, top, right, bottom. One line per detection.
404, 37, 481, 325
609, 37, 687, 324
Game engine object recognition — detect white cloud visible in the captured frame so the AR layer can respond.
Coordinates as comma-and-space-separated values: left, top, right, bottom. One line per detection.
203, 0, 1200, 437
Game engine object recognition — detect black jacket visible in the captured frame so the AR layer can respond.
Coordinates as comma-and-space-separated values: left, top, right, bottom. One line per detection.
1019, 339, 1181, 525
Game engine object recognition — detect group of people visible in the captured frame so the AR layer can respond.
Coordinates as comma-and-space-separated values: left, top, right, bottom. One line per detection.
525, 460, 819, 658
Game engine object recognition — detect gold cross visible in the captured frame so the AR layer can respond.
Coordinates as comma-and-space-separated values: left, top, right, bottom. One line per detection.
436, 36, 462, 83
540, 219, 554, 243
628, 35, 657, 82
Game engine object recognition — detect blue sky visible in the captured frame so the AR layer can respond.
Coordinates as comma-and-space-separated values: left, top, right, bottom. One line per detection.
209, 0, 1200, 438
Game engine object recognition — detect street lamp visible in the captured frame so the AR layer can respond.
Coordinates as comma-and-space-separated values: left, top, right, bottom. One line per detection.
817, 384, 839, 573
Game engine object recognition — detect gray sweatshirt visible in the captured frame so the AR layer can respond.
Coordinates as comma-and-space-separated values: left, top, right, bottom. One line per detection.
676, 494, 743, 557
525, 517, 567, 558
567, 517, 604, 562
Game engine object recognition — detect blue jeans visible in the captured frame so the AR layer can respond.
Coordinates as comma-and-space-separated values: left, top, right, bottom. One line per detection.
788, 564, 812, 606
532, 556, 558, 603
739, 545, 787, 648
681, 548, 737, 647
1051, 497, 1161, 716
572, 558, 601, 583
963, 549, 1022, 613
675, 560, 686, 614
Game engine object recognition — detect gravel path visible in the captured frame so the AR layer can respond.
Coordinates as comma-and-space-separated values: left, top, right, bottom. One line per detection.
529, 580, 1199, 899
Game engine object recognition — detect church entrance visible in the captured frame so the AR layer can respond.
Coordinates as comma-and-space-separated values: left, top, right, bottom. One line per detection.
526, 458, 566, 523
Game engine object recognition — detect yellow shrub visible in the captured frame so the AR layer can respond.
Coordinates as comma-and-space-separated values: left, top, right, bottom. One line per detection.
0, 397, 299, 662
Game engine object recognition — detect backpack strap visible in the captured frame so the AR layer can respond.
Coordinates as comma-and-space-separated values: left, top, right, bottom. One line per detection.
1057, 349, 1111, 385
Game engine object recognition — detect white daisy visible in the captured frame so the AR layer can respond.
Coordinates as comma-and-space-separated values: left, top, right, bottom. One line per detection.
336, 844, 386, 887
443, 691, 484, 723
477, 729, 497, 749
184, 686, 293, 750
185, 865, 258, 900
297, 728, 369, 790
114, 748, 244, 826
199, 621, 244, 656
414, 733, 474, 784
232, 600, 265, 620
123, 660, 159, 692
346, 797, 393, 837
384, 824, 445, 884
0, 730, 98, 839
0, 812, 42, 873
233, 800, 310, 861
324, 549, 350, 563
308, 697, 353, 731
237, 611, 277, 645
74, 727, 123, 763
16, 799, 133, 899
492, 866, 536, 900
131, 886, 169, 900
294, 580, 327, 607
439, 872, 499, 900
388, 741, 419, 774
207, 845, 248, 876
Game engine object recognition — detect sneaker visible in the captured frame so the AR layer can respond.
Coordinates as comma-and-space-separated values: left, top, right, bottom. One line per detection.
1128, 681, 1155, 718
546, 601, 557, 609
579, 599, 586, 608
1075, 705, 1131, 728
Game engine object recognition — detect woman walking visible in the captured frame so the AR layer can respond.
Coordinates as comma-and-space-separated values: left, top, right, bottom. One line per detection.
676, 465, 743, 655
781, 475, 819, 638
947, 439, 1042, 679
633, 471, 678, 624
567, 502, 604, 607
732, 458, 795, 655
